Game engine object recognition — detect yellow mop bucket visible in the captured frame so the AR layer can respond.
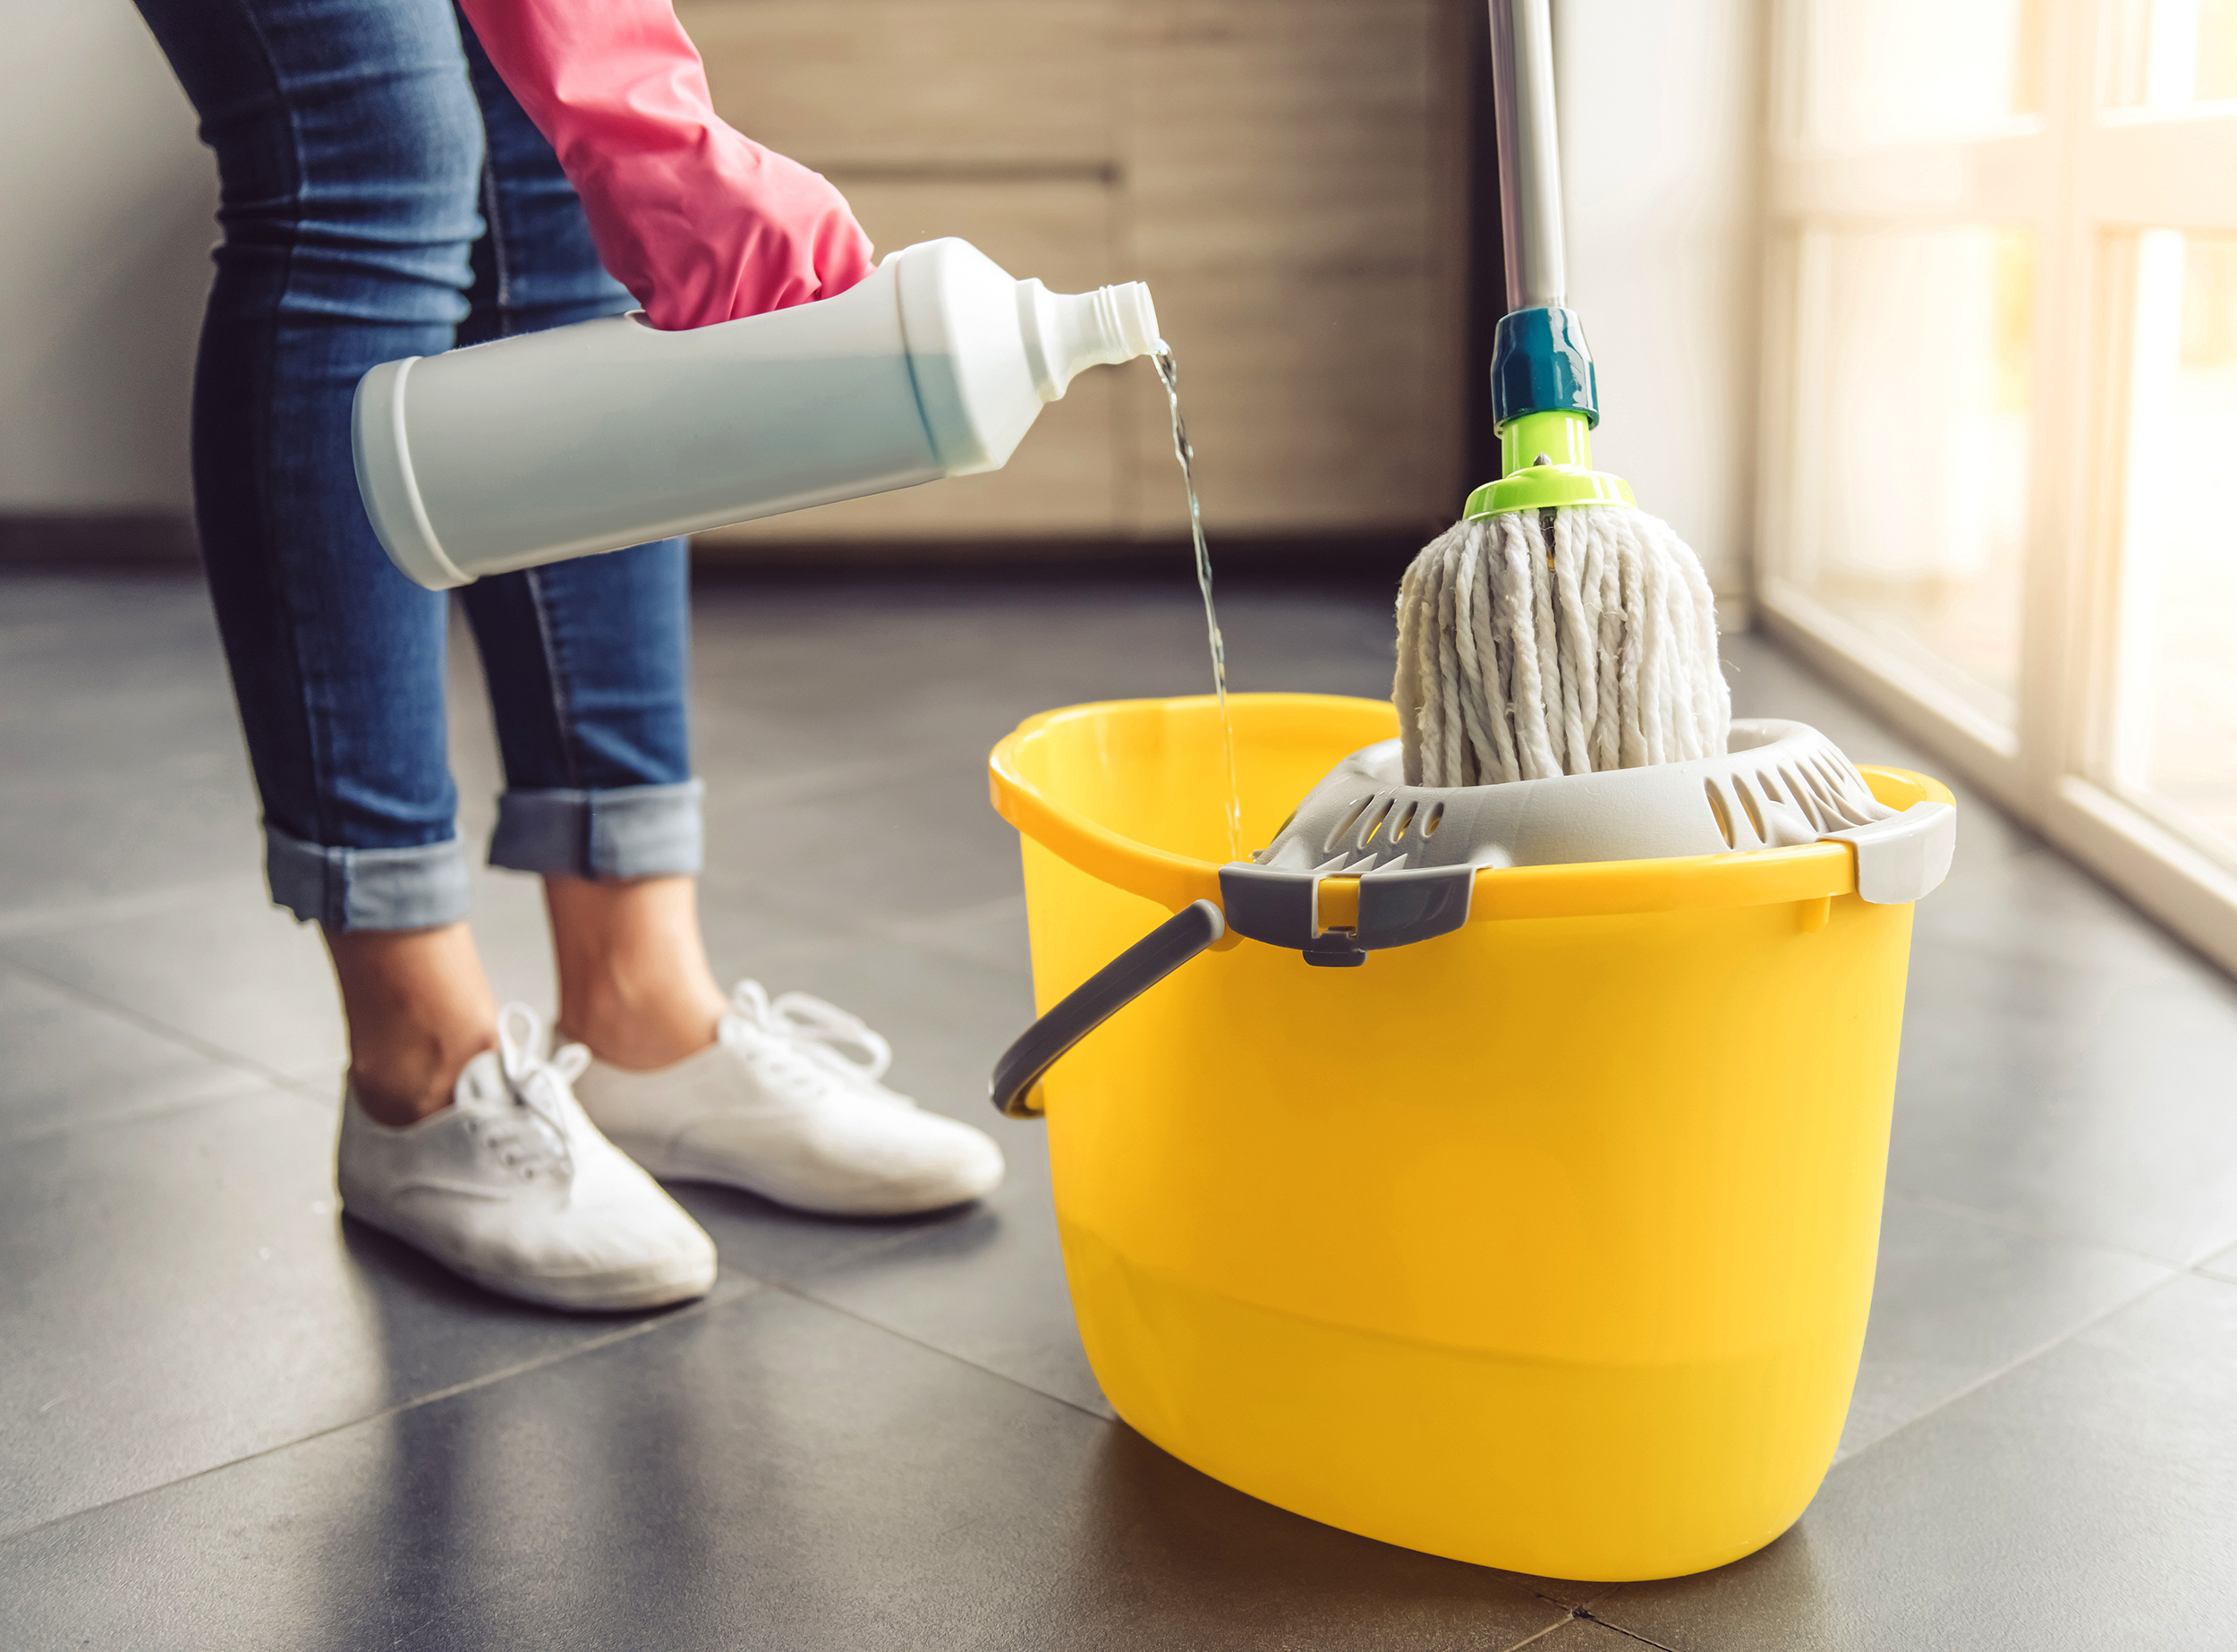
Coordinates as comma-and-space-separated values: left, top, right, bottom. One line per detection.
987, 692, 1954, 1581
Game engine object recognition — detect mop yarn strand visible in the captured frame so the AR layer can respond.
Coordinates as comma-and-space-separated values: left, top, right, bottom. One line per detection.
1394, 506, 1730, 788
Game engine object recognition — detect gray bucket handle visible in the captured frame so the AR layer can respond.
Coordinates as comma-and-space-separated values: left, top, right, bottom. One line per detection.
988, 860, 1477, 1120
989, 899, 1226, 1119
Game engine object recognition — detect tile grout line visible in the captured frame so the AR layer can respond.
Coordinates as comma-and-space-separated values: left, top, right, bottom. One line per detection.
1894, 1182, 2237, 1287
387, 1574, 511, 1652
0, 1079, 280, 1153
1833, 1266, 2197, 1467
765, 1279, 1115, 1426
1888, 1183, 2204, 1274
0, 1274, 768, 1552
1493, 1602, 1684, 1651
0, 876, 252, 943
1570, 1605, 1682, 1651
0, 955, 309, 1094
1499, 1615, 1580, 1649
778, 1219, 967, 1287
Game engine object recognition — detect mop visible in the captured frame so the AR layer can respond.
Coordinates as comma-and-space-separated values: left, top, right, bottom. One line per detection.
985, 3, 1961, 1120
1395, 0, 1730, 787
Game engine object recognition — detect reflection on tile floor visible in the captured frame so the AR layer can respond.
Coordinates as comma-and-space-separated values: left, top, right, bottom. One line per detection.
2, 568, 2233, 1648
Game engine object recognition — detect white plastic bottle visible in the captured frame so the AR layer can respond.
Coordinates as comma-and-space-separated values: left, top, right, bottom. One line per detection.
351, 238, 1160, 590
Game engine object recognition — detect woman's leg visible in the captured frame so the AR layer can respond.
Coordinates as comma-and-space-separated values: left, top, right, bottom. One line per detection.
411, 13, 999, 1220
132, 0, 503, 1123
447, 15, 726, 1070
544, 877, 726, 1069
131, 0, 717, 1309
327, 927, 500, 1121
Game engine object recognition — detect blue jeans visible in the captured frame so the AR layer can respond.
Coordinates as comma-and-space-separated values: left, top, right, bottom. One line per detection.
133, 0, 700, 931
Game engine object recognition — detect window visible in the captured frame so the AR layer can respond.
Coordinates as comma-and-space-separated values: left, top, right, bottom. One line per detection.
1782, 225, 2034, 729
1760, 0, 2237, 972
2099, 230, 2237, 859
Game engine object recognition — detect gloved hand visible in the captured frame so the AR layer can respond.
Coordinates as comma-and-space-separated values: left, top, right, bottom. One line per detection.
456, 0, 875, 329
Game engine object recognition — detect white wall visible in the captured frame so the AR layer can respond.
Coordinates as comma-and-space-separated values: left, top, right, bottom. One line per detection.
1554, 0, 1766, 602
0, 2, 214, 512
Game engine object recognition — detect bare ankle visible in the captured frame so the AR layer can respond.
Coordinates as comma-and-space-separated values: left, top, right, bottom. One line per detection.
349, 1030, 494, 1128
546, 875, 727, 1073
557, 984, 719, 1073
324, 922, 501, 1128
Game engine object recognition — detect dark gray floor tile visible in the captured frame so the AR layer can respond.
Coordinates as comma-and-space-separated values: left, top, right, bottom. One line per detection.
0, 1089, 744, 1537
1886, 896, 2237, 1266
686, 576, 1402, 772
1592, 1273, 2237, 1651
1215, 584, 1415, 700
1526, 1622, 1654, 1649
891, 890, 1033, 974
685, 590, 1079, 776
662, 1179, 963, 1289
700, 753, 1029, 927
0, 965, 261, 1144
2, 861, 581, 1099
8, 569, 2236, 1652
0, 764, 264, 926
1718, 627, 2237, 1268
0, 1289, 1575, 1652
690, 673, 991, 788
0, 587, 225, 735
0, 589, 566, 1075
0, 875, 346, 1083
0, 876, 251, 947
0, 577, 264, 917
793, 1121, 1109, 1418
1838, 1193, 2176, 1457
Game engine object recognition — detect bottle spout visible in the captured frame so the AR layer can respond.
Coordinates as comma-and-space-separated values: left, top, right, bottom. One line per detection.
1017, 278, 1161, 402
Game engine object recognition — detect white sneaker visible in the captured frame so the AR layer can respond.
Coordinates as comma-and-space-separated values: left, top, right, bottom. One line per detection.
574, 980, 1006, 1217
337, 1006, 719, 1311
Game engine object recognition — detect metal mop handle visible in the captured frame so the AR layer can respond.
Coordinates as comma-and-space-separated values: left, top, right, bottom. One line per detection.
1488, 0, 1566, 312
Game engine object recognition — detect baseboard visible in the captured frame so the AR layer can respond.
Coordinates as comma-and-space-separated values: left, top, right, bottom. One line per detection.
0, 515, 1754, 617
687, 530, 1439, 584
0, 512, 200, 566
0, 515, 1442, 585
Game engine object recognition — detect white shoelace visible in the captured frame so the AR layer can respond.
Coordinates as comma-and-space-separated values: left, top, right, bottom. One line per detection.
723, 979, 897, 1091
482, 1003, 585, 1183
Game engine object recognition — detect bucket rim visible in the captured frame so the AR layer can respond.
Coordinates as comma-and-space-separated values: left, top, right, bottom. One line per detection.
989, 693, 1955, 922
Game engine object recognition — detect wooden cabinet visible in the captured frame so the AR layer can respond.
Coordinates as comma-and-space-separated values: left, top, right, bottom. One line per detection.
680, 0, 1473, 549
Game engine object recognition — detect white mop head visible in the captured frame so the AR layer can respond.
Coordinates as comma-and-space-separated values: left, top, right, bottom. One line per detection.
1393, 506, 1729, 787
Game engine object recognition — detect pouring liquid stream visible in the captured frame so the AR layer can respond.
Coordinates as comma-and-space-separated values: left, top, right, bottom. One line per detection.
1152, 343, 1245, 861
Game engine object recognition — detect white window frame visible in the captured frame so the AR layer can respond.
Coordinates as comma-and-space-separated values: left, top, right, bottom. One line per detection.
1756, 0, 2237, 974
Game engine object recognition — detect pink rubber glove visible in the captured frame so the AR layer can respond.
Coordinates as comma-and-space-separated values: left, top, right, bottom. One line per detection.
457, 0, 874, 329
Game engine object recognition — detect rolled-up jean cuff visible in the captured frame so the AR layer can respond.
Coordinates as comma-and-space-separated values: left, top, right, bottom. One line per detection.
487, 779, 705, 880
265, 824, 472, 931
